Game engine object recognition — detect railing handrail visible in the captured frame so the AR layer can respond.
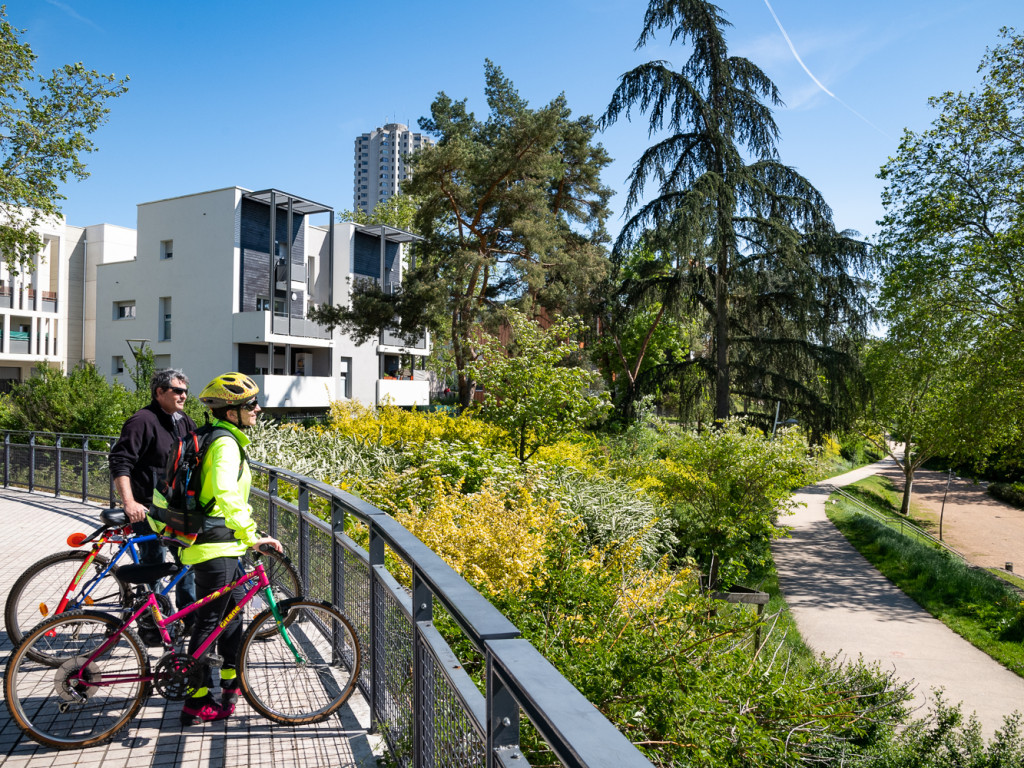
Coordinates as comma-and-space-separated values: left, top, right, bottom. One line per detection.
823, 483, 967, 561
1, 429, 652, 768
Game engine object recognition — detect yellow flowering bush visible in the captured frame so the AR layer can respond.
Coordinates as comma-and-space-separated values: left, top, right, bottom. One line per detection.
327, 399, 503, 450
383, 475, 561, 596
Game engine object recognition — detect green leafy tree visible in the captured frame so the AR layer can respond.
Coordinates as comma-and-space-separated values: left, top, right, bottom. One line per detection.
0, 363, 132, 436
877, 27, 1024, 344
0, 9, 128, 272
861, 310, 1017, 516
600, 0, 874, 434
337, 194, 418, 231
468, 309, 610, 462
874, 27, 1024, 501
310, 61, 613, 407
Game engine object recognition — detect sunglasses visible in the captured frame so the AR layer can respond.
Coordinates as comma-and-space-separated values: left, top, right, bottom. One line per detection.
165, 386, 188, 396
241, 400, 260, 412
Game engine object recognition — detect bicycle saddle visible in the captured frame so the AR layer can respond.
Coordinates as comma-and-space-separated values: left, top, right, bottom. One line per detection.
101, 507, 130, 527
114, 562, 181, 585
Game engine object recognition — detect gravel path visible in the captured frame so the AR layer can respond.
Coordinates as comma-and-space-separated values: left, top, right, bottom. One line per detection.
772, 459, 1024, 740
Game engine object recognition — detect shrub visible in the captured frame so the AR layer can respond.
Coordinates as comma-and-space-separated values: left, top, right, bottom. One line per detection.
380, 475, 561, 596
538, 467, 673, 564
639, 420, 819, 586
988, 481, 1024, 509
326, 398, 504, 450
490, 529, 910, 768
1, 363, 134, 436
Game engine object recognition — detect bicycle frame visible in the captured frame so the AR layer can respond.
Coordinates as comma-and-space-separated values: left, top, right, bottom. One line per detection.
54, 528, 191, 617
67, 559, 301, 693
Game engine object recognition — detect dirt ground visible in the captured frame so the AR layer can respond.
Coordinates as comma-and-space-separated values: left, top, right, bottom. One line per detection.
874, 463, 1024, 574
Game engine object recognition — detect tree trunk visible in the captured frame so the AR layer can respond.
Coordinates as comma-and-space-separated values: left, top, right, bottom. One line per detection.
714, 241, 731, 421
900, 466, 914, 516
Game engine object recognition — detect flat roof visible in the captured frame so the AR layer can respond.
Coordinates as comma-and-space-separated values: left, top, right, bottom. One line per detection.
245, 189, 333, 216
356, 224, 422, 243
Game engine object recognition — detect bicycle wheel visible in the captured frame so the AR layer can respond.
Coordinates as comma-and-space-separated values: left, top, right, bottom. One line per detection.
4, 611, 151, 750
5, 550, 129, 651
241, 548, 302, 639
238, 600, 360, 725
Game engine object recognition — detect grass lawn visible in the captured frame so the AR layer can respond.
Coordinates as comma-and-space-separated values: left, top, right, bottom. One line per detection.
827, 480, 1024, 678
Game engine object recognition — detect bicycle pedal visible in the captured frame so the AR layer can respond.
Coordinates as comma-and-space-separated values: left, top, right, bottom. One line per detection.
204, 653, 224, 668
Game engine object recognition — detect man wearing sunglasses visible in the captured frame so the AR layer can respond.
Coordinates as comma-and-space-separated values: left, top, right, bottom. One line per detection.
109, 368, 198, 608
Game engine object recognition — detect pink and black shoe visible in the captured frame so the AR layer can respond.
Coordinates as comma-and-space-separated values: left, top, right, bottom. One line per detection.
220, 680, 240, 716
180, 695, 232, 726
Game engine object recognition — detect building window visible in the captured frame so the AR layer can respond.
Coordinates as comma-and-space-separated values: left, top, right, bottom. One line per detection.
339, 357, 352, 399
160, 240, 173, 260
159, 297, 172, 341
114, 300, 136, 320
113, 356, 124, 375
256, 296, 271, 311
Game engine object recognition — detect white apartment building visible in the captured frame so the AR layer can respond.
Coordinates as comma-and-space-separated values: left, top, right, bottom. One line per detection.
92, 186, 431, 414
0, 213, 70, 391
353, 123, 432, 214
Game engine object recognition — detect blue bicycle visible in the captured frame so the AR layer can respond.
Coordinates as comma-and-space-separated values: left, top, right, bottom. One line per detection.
4, 508, 301, 649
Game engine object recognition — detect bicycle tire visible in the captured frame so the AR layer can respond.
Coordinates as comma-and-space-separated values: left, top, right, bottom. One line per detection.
4, 550, 129, 653
238, 599, 360, 725
241, 548, 302, 639
4, 610, 151, 750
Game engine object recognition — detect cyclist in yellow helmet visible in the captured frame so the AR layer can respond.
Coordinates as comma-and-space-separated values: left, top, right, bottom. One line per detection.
179, 372, 282, 724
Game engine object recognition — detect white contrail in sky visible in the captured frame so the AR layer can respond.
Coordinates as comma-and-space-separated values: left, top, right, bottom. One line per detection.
43, 0, 103, 31
762, 0, 890, 139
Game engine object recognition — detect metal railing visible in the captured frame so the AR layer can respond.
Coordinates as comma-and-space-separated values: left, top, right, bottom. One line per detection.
823, 483, 967, 562
0, 430, 652, 768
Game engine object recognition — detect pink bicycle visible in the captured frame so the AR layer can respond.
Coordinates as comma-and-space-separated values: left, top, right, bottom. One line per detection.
3, 545, 361, 749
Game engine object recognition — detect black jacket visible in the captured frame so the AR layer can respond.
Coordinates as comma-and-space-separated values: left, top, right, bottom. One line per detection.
109, 401, 197, 507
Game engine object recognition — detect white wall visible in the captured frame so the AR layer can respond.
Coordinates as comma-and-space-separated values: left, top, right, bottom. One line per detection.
95, 187, 241, 389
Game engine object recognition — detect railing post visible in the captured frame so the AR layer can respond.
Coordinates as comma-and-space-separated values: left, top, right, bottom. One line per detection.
28, 433, 35, 493
54, 435, 62, 498
412, 568, 434, 768
486, 650, 520, 768
80, 436, 89, 503
330, 497, 347, 612
297, 481, 310, 595
267, 470, 279, 538
3, 432, 9, 488
368, 520, 385, 732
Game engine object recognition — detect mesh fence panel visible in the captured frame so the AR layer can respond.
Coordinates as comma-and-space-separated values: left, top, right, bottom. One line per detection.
32, 445, 56, 493
58, 449, 84, 498
84, 451, 112, 503
307, 522, 333, 603
375, 578, 414, 767
417, 636, 486, 768
9, 444, 30, 487
342, 545, 372, 693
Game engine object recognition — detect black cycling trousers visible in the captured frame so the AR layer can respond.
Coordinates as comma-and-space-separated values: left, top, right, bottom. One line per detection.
188, 556, 245, 689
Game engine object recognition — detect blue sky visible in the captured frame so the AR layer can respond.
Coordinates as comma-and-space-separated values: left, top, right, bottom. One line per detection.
11, 0, 1020, 242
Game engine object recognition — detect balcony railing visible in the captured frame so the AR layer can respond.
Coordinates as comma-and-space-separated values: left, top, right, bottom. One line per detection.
0, 430, 652, 768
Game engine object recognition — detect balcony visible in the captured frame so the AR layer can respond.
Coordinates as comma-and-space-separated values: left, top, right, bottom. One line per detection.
376, 378, 430, 407
233, 311, 331, 346
251, 374, 334, 408
378, 326, 430, 356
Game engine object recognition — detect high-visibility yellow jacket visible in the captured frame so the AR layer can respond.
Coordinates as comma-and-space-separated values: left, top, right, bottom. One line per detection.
148, 418, 257, 564
180, 418, 257, 565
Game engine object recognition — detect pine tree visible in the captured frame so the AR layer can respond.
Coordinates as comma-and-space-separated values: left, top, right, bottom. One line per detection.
601, 0, 874, 433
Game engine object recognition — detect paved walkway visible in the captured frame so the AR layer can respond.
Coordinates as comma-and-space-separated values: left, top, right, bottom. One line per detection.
773, 459, 1024, 740
0, 489, 380, 767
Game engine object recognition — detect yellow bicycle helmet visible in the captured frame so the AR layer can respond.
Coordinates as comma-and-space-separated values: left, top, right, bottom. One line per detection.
198, 372, 259, 409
